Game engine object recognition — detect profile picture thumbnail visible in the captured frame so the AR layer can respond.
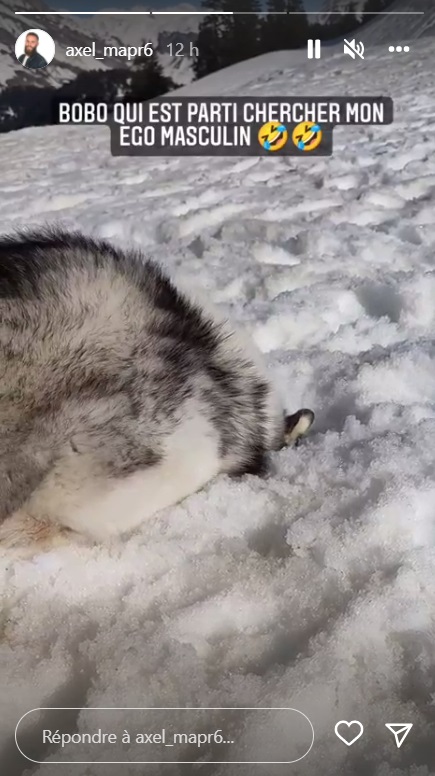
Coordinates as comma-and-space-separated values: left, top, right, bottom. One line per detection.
15, 29, 55, 70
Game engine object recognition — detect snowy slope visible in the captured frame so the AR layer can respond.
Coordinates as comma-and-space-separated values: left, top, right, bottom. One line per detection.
318, 0, 435, 41
360, 0, 435, 44
318, 0, 435, 44
2, 22, 435, 776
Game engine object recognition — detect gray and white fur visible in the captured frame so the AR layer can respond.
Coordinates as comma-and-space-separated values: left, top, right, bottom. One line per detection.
0, 229, 314, 548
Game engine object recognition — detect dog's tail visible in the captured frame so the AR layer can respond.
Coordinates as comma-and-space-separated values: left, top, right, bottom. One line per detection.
284, 409, 315, 446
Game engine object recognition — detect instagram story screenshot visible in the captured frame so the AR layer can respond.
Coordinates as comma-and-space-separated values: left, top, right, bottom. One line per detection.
0, 0, 434, 774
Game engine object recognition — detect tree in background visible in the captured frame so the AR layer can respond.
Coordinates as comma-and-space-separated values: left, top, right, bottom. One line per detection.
193, 0, 230, 79
194, 0, 263, 78
0, 85, 56, 133
125, 51, 177, 102
0, 52, 178, 133
193, 19, 223, 79
223, 0, 263, 66
56, 68, 132, 107
0, 69, 133, 133
261, 0, 309, 53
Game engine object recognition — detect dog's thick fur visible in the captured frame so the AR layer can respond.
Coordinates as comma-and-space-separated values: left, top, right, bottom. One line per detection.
0, 229, 312, 549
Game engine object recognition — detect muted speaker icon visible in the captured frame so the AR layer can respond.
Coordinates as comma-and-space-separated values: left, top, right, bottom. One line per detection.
344, 38, 364, 59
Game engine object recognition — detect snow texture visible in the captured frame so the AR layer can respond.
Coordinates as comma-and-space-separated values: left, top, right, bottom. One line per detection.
1, 12, 435, 776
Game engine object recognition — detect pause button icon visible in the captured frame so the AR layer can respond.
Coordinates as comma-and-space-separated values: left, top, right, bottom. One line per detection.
307, 39, 321, 59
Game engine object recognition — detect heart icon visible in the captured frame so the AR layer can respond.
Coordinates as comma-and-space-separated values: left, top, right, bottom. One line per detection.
334, 720, 364, 746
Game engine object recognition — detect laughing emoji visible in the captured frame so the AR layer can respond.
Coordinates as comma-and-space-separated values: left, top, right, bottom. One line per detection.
258, 122, 288, 151
292, 122, 323, 151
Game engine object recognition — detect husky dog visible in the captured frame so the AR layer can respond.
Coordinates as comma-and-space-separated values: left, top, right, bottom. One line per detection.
0, 229, 314, 550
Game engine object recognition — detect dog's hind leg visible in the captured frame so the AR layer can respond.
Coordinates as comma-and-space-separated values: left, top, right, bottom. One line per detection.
0, 434, 58, 555
0, 510, 77, 558
1, 404, 222, 548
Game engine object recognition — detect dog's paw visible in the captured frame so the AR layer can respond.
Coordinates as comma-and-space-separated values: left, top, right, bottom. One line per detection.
0, 512, 74, 558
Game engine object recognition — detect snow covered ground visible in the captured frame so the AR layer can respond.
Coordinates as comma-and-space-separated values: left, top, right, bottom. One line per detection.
1, 24, 435, 776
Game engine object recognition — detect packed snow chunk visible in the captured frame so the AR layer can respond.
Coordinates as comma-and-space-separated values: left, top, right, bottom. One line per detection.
253, 242, 300, 266
358, 351, 435, 406
253, 288, 365, 352
401, 272, 435, 329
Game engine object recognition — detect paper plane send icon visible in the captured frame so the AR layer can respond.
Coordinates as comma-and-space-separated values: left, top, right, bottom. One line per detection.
385, 723, 413, 748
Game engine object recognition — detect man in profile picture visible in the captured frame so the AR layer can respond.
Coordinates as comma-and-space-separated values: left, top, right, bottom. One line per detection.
19, 32, 48, 69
